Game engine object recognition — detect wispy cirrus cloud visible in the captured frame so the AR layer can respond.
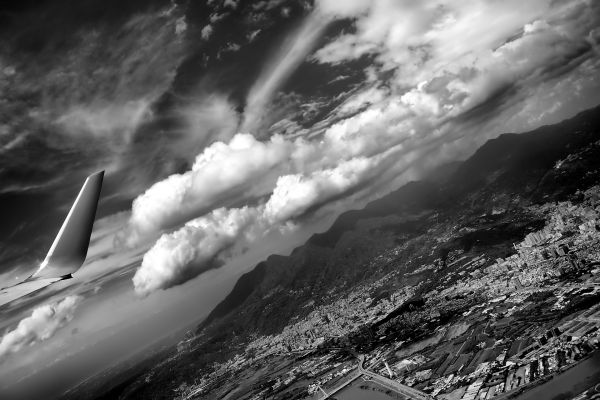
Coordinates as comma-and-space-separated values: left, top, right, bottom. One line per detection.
240, 12, 329, 134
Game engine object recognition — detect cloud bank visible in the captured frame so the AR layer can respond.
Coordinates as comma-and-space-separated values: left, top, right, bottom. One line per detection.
128, 0, 600, 296
133, 154, 391, 296
0, 295, 82, 361
126, 133, 293, 245
314, 0, 599, 121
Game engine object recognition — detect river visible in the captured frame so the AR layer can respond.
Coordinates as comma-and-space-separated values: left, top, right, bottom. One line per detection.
513, 351, 600, 400
337, 380, 405, 400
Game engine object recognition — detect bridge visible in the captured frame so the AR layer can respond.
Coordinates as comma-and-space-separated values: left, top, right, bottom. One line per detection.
357, 355, 433, 400
315, 370, 362, 399
318, 355, 433, 400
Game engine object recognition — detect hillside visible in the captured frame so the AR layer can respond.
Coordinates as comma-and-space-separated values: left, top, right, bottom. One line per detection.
113, 104, 600, 399
200, 105, 600, 334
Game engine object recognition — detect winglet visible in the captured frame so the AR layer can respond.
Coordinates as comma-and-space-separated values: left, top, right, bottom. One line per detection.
28, 171, 104, 280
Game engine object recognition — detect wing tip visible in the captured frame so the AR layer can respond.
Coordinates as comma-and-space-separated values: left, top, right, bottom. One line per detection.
88, 170, 105, 180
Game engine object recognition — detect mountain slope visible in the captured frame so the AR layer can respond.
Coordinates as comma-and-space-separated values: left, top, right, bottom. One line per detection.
111, 105, 600, 400
201, 105, 600, 335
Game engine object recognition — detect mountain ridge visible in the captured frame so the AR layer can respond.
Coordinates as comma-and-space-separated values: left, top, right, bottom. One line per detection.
113, 105, 600, 399
199, 104, 600, 333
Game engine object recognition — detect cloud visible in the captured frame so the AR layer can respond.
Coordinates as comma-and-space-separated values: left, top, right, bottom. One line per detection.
175, 17, 188, 36
240, 12, 329, 133
56, 99, 153, 143
312, 0, 599, 123
122, 71, 479, 263
0, 3, 188, 192
201, 25, 214, 40
132, 155, 389, 295
126, 133, 293, 245
316, 0, 370, 18
127, 0, 600, 296
22, 5, 185, 136
263, 157, 378, 223
224, 0, 238, 10
309, 0, 600, 154
178, 93, 239, 149
0, 295, 82, 361
125, 95, 416, 247
133, 207, 259, 296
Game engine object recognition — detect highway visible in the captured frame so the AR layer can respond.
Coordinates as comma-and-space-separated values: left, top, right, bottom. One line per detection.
357, 355, 433, 400
319, 355, 433, 400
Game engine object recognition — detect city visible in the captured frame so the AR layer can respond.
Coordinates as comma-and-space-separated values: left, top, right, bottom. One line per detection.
168, 184, 600, 399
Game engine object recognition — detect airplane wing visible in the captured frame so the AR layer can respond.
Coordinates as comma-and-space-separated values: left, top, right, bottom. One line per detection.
0, 278, 61, 307
0, 171, 104, 307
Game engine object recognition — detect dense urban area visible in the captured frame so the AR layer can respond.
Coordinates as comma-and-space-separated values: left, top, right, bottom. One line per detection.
167, 182, 600, 400
74, 109, 600, 400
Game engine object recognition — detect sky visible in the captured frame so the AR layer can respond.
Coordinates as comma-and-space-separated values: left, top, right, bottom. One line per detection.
0, 0, 599, 396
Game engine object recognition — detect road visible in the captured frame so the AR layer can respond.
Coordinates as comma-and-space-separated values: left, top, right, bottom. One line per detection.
357, 355, 433, 400
316, 370, 362, 399
318, 355, 433, 399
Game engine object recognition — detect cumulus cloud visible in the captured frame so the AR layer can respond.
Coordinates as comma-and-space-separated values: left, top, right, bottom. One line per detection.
133, 207, 260, 296
309, 0, 600, 159
127, 0, 600, 296
126, 133, 293, 245
313, 0, 599, 122
0, 296, 82, 361
133, 155, 390, 295
201, 25, 214, 40
125, 95, 417, 247
263, 157, 378, 223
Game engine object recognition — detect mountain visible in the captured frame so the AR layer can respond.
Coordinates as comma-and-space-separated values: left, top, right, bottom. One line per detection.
199, 105, 600, 335
112, 105, 600, 399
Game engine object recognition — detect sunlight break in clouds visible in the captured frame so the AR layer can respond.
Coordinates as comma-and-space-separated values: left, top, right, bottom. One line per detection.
0, 296, 82, 361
